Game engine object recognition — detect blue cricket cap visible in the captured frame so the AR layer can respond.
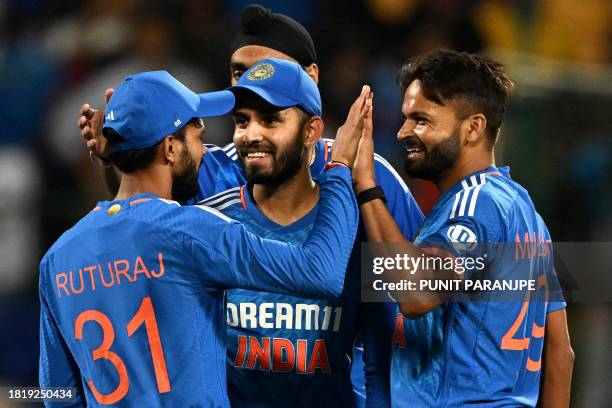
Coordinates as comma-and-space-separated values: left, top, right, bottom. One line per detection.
229, 58, 322, 116
103, 71, 235, 152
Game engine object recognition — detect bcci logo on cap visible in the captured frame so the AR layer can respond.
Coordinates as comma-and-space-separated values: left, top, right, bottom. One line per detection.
247, 63, 275, 81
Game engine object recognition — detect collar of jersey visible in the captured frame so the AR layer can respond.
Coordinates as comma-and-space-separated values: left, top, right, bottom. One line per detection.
96, 193, 163, 209
242, 184, 320, 233
443, 166, 510, 198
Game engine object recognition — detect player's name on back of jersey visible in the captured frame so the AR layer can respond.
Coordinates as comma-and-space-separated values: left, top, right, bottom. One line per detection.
54, 253, 164, 298
227, 302, 342, 332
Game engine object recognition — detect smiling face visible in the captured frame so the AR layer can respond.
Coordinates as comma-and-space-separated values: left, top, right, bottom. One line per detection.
397, 80, 464, 181
232, 91, 310, 187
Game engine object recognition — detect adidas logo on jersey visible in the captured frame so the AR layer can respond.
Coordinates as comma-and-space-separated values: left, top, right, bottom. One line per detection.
105, 110, 115, 121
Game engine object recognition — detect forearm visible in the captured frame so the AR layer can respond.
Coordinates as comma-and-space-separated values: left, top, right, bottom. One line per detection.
541, 350, 573, 407
360, 199, 445, 317
301, 166, 358, 296
359, 198, 409, 243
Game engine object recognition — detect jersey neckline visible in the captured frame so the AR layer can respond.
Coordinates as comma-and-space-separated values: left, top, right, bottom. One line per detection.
241, 184, 319, 233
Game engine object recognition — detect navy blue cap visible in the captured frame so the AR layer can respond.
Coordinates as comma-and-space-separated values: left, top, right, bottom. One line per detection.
229, 58, 322, 116
103, 71, 235, 152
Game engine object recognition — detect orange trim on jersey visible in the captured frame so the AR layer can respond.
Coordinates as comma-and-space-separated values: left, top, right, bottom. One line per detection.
92, 206, 102, 212
239, 185, 247, 210
130, 198, 152, 206
526, 357, 542, 372
532, 322, 545, 339
322, 140, 329, 162
486, 171, 502, 176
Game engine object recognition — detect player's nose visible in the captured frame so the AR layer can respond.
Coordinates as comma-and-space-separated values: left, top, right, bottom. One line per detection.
396, 119, 415, 141
243, 123, 264, 145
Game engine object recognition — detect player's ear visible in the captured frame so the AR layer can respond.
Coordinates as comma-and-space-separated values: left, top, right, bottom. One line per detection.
162, 135, 177, 164
305, 64, 319, 84
464, 113, 487, 144
303, 116, 324, 147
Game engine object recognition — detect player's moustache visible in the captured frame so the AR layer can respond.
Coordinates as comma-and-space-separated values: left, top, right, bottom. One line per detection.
238, 142, 277, 157
403, 138, 426, 154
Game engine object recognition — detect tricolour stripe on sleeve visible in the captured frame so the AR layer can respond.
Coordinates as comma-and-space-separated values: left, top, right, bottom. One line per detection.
450, 174, 487, 219
198, 187, 241, 206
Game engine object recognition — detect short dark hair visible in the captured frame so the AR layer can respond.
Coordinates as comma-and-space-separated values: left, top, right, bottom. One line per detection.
397, 49, 514, 143
103, 122, 190, 174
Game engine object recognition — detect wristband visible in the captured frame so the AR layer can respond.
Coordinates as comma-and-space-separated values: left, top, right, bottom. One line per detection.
356, 185, 386, 206
324, 161, 349, 171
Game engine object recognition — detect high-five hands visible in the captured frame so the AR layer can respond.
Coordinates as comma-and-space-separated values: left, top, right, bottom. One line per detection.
330, 85, 373, 169
352, 90, 377, 194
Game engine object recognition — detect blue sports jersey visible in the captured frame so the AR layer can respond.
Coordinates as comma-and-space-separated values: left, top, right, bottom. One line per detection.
203, 186, 364, 408
402, 166, 565, 407
38, 167, 358, 407
195, 138, 426, 407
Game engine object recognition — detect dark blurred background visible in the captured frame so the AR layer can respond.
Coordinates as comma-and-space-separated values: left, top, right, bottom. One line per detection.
0, 0, 610, 406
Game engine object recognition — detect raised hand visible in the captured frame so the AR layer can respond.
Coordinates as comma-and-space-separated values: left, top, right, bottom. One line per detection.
331, 85, 373, 168
78, 88, 114, 160
352, 92, 377, 193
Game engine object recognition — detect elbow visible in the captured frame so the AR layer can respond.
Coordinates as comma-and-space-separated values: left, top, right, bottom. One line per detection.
322, 269, 345, 298
557, 336, 575, 367
549, 340, 575, 370
565, 344, 575, 367
305, 259, 345, 299
398, 301, 438, 319
311, 279, 343, 299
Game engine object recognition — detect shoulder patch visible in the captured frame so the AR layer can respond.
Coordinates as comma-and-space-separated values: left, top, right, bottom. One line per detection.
447, 224, 478, 244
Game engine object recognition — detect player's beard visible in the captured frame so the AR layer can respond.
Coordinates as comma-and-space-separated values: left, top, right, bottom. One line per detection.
239, 129, 307, 188
171, 144, 199, 203
403, 125, 461, 181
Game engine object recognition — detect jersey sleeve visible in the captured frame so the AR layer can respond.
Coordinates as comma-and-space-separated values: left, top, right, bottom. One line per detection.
190, 166, 359, 299
545, 239, 566, 313
547, 269, 566, 313
195, 144, 246, 202
417, 193, 505, 280
39, 259, 85, 407
373, 155, 424, 240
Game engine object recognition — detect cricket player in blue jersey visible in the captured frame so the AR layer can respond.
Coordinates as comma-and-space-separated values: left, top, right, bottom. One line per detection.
196, 58, 398, 408
39, 70, 371, 407
78, 6, 432, 406
343, 49, 574, 407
